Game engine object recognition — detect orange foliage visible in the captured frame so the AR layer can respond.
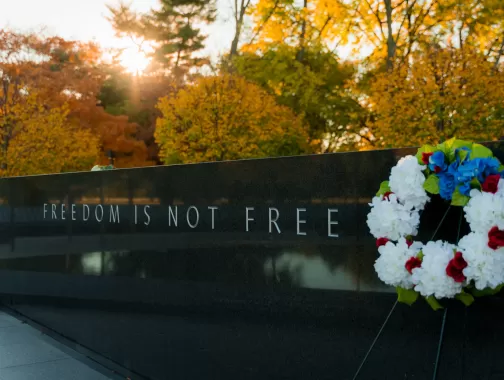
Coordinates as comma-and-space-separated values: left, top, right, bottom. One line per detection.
0, 30, 151, 173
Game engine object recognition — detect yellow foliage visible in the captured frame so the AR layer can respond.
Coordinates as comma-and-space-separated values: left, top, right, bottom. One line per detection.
0, 93, 98, 177
155, 74, 311, 164
243, 0, 347, 53
369, 48, 504, 148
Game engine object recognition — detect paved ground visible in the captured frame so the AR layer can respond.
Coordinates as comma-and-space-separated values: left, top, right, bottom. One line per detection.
0, 311, 117, 380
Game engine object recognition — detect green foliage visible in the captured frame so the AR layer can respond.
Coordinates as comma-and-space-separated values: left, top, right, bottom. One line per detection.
423, 174, 440, 195
108, 0, 216, 76
425, 296, 443, 311
470, 177, 482, 190
233, 44, 364, 152
470, 284, 504, 297
397, 287, 419, 306
455, 291, 475, 306
451, 186, 470, 206
470, 143, 494, 159
376, 181, 391, 196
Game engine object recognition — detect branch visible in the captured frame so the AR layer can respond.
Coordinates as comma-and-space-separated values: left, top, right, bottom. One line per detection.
247, 0, 281, 45
493, 36, 504, 71
363, 0, 386, 40
317, 15, 332, 38
355, 8, 383, 44
395, 0, 417, 45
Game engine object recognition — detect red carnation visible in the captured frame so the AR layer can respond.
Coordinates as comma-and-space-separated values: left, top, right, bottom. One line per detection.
488, 226, 504, 250
406, 239, 413, 248
383, 191, 394, 201
422, 152, 433, 165
446, 252, 467, 283
405, 256, 422, 274
376, 238, 389, 248
482, 174, 501, 194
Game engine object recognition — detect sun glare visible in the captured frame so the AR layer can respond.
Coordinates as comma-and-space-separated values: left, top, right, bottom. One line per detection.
119, 47, 151, 75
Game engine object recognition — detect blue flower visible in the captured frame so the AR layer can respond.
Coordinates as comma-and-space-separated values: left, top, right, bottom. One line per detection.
480, 157, 500, 179
439, 162, 458, 200
456, 159, 479, 183
429, 151, 447, 173
458, 181, 471, 196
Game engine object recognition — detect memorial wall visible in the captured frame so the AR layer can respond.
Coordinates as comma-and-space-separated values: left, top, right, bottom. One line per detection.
0, 143, 502, 380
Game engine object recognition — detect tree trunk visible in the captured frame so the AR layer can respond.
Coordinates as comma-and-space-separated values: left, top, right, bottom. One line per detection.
230, 0, 248, 57
494, 35, 504, 71
384, 0, 396, 70
296, 0, 308, 62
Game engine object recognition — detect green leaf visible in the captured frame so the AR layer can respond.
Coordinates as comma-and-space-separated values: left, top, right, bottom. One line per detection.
438, 138, 473, 163
376, 181, 391, 197
451, 186, 470, 206
417, 251, 424, 260
436, 138, 455, 162
470, 284, 504, 297
499, 164, 504, 172
425, 296, 443, 311
396, 287, 419, 306
455, 291, 474, 306
470, 177, 481, 190
457, 148, 469, 162
415, 144, 437, 165
423, 174, 440, 195
451, 139, 473, 151
470, 143, 493, 159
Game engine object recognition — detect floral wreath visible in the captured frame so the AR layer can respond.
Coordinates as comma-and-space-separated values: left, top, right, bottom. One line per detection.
367, 138, 504, 309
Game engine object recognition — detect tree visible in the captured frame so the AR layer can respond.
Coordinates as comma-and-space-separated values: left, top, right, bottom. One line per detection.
1, 93, 98, 177
230, 0, 254, 57
155, 74, 311, 163
234, 43, 364, 152
0, 30, 151, 169
338, 0, 445, 69
108, 0, 216, 77
368, 47, 504, 148
244, 0, 346, 54
98, 64, 177, 164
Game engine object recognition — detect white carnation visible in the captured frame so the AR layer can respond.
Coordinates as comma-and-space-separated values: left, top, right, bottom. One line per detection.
374, 238, 422, 289
464, 189, 504, 233
367, 194, 421, 240
497, 178, 504, 197
458, 232, 504, 290
389, 155, 429, 210
411, 241, 462, 299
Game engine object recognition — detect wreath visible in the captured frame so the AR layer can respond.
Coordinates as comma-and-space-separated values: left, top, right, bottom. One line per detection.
367, 138, 504, 309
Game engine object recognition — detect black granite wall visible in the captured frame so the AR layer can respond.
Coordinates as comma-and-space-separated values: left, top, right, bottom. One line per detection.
0, 143, 503, 380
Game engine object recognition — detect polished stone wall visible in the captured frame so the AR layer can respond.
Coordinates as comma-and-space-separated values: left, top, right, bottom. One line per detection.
0, 142, 502, 380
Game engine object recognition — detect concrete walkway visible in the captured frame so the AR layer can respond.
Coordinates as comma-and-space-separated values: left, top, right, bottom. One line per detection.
0, 311, 118, 380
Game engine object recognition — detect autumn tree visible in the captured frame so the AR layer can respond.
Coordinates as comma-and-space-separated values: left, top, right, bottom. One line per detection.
369, 47, 504, 148
155, 74, 311, 163
1, 93, 98, 177
108, 0, 216, 78
98, 64, 177, 164
0, 30, 150, 169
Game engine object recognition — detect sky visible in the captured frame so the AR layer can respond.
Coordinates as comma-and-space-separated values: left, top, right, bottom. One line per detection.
0, 0, 236, 70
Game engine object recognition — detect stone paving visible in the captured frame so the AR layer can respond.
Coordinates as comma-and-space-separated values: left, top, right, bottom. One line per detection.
0, 311, 118, 380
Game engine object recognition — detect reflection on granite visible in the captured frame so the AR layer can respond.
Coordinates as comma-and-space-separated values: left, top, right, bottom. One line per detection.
0, 141, 501, 297
265, 252, 357, 290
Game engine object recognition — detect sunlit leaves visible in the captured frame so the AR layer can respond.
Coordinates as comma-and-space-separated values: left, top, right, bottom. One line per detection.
369, 48, 504, 148
155, 74, 311, 164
